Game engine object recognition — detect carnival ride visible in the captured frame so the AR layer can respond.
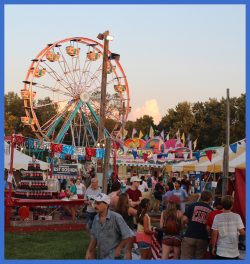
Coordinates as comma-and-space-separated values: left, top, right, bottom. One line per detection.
21, 37, 130, 147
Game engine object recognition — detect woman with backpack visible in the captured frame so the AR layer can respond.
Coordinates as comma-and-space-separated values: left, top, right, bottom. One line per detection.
136, 198, 155, 259
160, 196, 183, 259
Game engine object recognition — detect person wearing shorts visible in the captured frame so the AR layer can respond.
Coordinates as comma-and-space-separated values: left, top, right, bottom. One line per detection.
136, 199, 154, 259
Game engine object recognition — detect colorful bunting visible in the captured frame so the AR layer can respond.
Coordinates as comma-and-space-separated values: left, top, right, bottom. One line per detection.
143, 153, 148, 162
139, 130, 144, 139
62, 145, 75, 155
132, 128, 137, 138
96, 148, 105, 159
193, 138, 198, 150
149, 126, 154, 139
160, 129, 164, 139
194, 151, 200, 162
153, 154, 157, 163
181, 132, 185, 145
230, 143, 238, 153
132, 150, 138, 160
50, 143, 63, 154
205, 150, 213, 162
86, 147, 96, 157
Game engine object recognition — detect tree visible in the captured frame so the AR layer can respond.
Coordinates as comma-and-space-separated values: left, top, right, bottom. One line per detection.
134, 115, 155, 137
158, 102, 194, 141
4, 92, 25, 134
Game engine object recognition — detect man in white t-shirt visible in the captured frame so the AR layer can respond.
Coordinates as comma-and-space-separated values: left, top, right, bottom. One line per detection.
211, 195, 245, 259
138, 176, 148, 193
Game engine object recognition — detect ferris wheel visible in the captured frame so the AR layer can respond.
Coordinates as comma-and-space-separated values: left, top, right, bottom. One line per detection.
21, 36, 130, 147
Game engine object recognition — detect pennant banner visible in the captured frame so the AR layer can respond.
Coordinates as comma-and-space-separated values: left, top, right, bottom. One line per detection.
205, 150, 213, 162
194, 151, 200, 162
230, 143, 238, 153
132, 150, 138, 160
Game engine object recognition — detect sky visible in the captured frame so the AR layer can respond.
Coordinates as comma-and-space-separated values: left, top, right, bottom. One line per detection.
5, 4, 245, 124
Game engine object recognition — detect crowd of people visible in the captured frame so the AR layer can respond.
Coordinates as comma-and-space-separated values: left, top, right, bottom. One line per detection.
58, 168, 245, 260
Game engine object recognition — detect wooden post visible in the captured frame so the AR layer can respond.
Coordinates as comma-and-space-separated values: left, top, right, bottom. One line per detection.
98, 30, 109, 143
222, 88, 230, 196
102, 137, 111, 193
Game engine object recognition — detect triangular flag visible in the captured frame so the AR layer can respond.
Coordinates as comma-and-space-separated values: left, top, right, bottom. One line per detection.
139, 130, 144, 139
123, 129, 128, 138
193, 138, 198, 150
123, 146, 129, 154
181, 132, 185, 145
194, 151, 200, 162
188, 140, 192, 150
183, 152, 188, 160
230, 143, 238, 153
176, 129, 180, 139
166, 133, 170, 141
153, 154, 157, 163
143, 153, 148, 162
132, 128, 137, 138
160, 143, 165, 153
132, 150, 138, 160
144, 134, 149, 141
149, 126, 154, 138
205, 150, 213, 162
160, 129, 164, 139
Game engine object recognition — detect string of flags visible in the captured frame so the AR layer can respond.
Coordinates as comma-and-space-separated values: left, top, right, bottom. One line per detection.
4, 135, 106, 160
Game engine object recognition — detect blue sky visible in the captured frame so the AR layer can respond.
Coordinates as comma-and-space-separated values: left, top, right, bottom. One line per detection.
5, 4, 245, 124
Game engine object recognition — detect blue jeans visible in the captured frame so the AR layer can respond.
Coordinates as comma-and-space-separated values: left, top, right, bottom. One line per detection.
86, 211, 96, 230
138, 241, 151, 249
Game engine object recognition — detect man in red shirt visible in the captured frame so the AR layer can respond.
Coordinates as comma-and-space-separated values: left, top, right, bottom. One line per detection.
126, 176, 142, 208
206, 197, 223, 258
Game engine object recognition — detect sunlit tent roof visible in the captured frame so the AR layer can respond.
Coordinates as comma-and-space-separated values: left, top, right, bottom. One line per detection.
165, 142, 245, 173
4, 141, 49, 170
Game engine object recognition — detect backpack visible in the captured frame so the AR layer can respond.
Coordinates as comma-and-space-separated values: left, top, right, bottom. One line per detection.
164, 213, 180, 235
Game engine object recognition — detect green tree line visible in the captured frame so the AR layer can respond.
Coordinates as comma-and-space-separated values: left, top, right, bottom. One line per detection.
5, 92, 245, 149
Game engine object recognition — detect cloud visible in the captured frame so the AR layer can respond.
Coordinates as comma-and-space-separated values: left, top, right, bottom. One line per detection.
130, 99, 162, 124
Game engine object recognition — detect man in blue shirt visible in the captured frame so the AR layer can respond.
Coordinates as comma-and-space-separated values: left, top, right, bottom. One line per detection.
172, 180, 188, 212
85, 193, 133, 259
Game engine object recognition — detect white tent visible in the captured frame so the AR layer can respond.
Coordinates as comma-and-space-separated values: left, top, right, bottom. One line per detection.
4, 141, 49, 170
165, 141, 245, 173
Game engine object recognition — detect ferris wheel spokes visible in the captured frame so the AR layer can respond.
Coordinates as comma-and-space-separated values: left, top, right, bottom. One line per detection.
45, 100, 73, 137
54, 100, 82, 143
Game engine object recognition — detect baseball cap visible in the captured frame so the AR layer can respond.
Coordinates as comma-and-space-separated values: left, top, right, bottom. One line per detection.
130, 176, 142, 182
92, 193, 111, 205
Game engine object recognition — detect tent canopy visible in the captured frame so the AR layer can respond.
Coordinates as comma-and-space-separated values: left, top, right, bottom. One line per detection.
165, 144, 245, 173
4, 141, 49, 170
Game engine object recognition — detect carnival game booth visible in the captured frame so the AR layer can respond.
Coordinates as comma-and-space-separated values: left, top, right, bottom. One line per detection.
116, 137, 189, 179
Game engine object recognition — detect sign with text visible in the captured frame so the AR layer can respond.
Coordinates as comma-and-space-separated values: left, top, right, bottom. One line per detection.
52, 164, 78, 179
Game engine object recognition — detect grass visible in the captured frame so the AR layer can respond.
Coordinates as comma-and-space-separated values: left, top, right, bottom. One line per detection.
5, 230, 90, 259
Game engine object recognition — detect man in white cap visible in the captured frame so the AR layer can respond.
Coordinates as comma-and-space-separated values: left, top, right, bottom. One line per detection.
126, 176, 142, 208
85, 193, 133, 259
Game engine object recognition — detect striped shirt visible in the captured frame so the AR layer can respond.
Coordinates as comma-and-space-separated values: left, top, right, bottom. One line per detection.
212, 212, 244, 258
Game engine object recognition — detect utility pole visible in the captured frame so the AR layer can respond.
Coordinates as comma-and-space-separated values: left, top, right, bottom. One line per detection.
102, 137, 111, 193
121, 101, 125, 140
98, 30, 109, 143
222, 88, 230, 196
